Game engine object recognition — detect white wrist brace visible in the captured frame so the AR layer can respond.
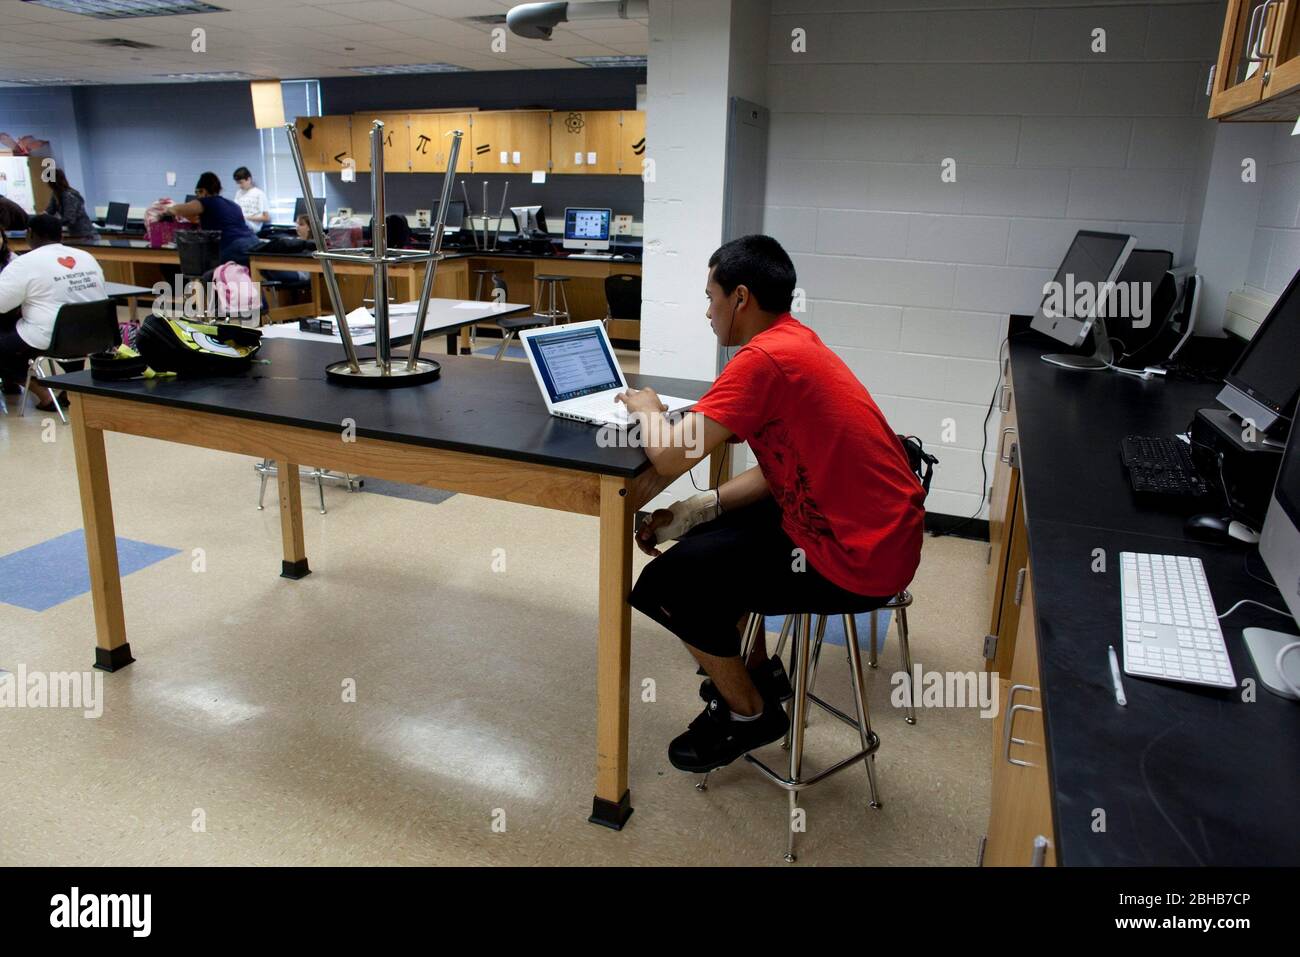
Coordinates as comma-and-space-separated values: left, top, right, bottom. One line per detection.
654, 491, 722, 544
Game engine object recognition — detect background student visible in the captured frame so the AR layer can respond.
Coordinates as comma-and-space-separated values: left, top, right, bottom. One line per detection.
44, 169, 97, 240
0, 213, 106, 411
233, 166, 270, 234
165, 172, 257, 267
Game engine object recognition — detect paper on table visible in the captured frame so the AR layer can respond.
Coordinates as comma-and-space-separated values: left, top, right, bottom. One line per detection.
453, 300, 495, 309
345, 305, 375, 328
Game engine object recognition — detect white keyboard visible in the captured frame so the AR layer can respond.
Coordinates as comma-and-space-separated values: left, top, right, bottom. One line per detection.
567, 253, 614, 260
1120, 552, 1236, 688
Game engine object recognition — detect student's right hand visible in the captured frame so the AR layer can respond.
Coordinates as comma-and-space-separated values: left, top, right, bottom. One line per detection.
635, 509, 675, 556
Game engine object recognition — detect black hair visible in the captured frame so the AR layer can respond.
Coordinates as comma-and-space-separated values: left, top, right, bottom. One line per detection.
707, 234, 796, 314
196, 171, 222, 194
29, 213, 63, 243
233, 166, 252, 182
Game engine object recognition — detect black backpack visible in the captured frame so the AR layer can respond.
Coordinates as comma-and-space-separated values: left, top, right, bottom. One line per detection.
136, 315, 262, 376
897, 434, 938, 497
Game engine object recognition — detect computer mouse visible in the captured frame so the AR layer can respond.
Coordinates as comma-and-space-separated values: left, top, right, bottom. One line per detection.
1185, 514, 1230, 541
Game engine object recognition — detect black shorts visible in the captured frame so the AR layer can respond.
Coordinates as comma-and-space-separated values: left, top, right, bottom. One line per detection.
629, 498, 890, 658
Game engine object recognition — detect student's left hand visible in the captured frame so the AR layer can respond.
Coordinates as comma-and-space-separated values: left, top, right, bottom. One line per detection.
616, 386, 668, 416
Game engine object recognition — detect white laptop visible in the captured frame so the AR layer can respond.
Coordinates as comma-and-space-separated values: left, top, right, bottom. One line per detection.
519, 320, 695, 428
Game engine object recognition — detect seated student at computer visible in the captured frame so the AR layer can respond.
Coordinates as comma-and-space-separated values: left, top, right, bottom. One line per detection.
233, 166, 270, 234
165, 172, 257, 266
621, 235, 925, 772
44, 170, 97, 241
0, 214, 105, 412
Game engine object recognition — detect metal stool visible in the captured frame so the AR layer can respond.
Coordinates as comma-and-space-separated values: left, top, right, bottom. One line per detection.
533, 274, 571, 325
699, 610, 883, 863
489, 274, 548, 360
470, 268, 503, 346
797, 591, 918, 725
254, 459, 361, 514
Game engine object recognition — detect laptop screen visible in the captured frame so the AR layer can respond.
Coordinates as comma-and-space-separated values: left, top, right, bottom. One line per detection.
526, 326, 622, 403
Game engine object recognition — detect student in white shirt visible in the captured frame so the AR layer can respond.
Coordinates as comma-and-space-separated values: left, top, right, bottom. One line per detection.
0, 214, 107, 412
233, 166, 270, 234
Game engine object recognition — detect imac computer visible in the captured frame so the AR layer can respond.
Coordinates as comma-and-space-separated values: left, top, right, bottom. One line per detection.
1217, 265, 1300, 436
293, 196, 326, 223
510, 205, 547, 238
1250, 409, 1300, 699
1030, 230, 1137, 370
563, 207, 612, 251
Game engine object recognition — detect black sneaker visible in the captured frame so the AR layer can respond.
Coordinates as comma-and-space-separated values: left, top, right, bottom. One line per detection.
699, 657, 794, 703
667, 697, 790, 773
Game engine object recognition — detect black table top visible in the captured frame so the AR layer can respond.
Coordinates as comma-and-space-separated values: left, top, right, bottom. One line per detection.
248, 247, 643, 265
47, 339, 710, 478
1009, 335, 1300, 865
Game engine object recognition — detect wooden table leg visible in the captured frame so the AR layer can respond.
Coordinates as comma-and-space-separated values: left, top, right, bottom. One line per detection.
69, 396, 134, 672
591, 474, 634, 828
278, 462, 311, 580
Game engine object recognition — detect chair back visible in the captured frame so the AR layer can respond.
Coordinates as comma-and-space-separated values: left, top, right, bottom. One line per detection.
177, 229, 221, 279
46, 299, 119, 359
604, 273, 641, 321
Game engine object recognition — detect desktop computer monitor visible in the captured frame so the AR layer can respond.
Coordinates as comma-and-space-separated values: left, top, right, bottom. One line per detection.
510, 205, 547, 237
432, 199, 465, 231
293, 197, 326, 223
104, 201, 129, 231
563, 207, 611, 251
1030, 230, 1136, 370
1217, 265, 1300, 435
1250, 410, 1300, 699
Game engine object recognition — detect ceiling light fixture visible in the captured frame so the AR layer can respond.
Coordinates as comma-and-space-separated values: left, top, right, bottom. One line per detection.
23, 0, 226, 18
348, 63, 472, 75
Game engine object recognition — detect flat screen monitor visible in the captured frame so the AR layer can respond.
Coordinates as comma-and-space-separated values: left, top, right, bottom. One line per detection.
563, 207, 612, 251
510, 205, 546, 237
104, 201, 129, 230
431, 199, 465, 230
1031, 231, 1137, 349
1218, 265, 1300, 434
1252, 402, 1300, 698
293, 197, 326, 223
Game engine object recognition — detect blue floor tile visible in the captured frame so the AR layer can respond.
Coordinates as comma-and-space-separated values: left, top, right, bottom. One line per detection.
0, 530, 180, 612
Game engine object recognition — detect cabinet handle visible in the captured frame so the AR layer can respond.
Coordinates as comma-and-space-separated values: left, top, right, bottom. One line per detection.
1245, 2, 1266, 63
999, 427, 1017, 464
1257, 0, 1279, 70
999, 384, 1012, 413
1013, 567, 1027, 606
1030, 835, 1049, 867
1003, 684, 1041, 768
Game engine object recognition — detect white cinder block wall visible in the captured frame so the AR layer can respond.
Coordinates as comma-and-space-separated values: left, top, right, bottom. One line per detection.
1245, 124, 1300, 297
761, 0, 1224, 521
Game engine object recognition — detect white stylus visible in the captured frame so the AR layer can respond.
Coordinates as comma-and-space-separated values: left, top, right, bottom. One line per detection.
1108, 645, 1127, 707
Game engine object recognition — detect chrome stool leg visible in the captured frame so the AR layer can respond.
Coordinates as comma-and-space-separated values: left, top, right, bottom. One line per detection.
314, 468, 327, 514
782, 614, 800, 752
807, 614, 828, 694
786, 612, 813, 863
869, 611, 879, 669
773, 614, 793, 659
256, 458, 271, 510
897, 600, 916, 725
843, 614, 883, 810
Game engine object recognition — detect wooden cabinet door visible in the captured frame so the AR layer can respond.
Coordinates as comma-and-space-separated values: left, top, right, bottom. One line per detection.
618, 110, 646, 176
1260, 0, 1300, 117
983, 567, 1057, 867
315, 115, 354, 174
988, 488, 1028, 678
351, 112, 411, 173
550, 110, 622, 174
293, 116, 325, 171
469, 111, 549, 173
1209, 0, 1273, 117
409, 112, 471, 174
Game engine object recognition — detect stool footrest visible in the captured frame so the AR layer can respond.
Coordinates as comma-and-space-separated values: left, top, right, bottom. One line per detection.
744, 733, 880, 793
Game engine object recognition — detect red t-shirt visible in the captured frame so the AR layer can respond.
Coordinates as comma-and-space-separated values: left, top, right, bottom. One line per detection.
692, 314, 924, 597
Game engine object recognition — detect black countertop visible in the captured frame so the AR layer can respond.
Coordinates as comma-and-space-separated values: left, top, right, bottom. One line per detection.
1009, 334, 1300, 865
47, 338, 708, 478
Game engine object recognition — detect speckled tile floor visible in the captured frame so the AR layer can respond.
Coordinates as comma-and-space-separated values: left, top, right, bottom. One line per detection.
0, 344, 991, 866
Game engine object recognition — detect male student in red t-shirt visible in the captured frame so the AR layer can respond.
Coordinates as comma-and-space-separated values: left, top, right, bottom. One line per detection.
617, 234, 925, 773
